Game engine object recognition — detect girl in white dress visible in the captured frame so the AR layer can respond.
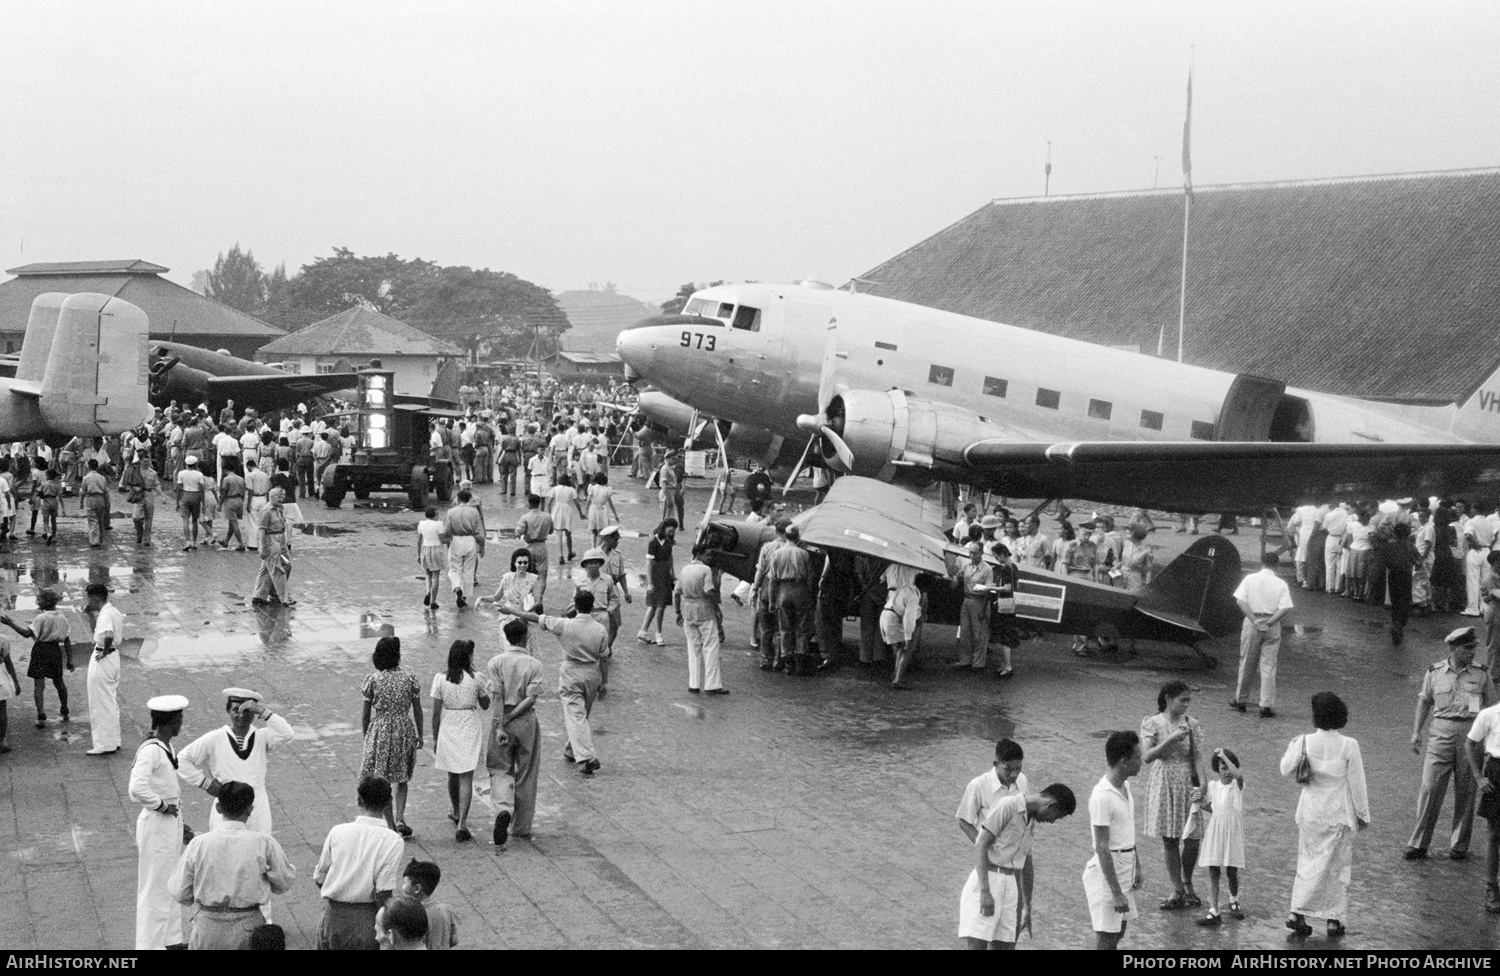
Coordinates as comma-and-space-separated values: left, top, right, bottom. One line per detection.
1195, 747, 1246, 927
586, 473, 620, 548
548, 474, 586, 563
430, 639, 490, 843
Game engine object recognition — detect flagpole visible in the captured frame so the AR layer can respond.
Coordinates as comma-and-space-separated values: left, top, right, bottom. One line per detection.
1177, 51, 1195, 364
1177, 192, 1191, 363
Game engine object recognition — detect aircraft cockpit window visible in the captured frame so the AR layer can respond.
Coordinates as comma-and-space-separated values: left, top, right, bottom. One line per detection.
716, 302, 736, 320
1140, 410, 1164, 431
731, 305, 761, 331
683, 298, 713, 316
928, 364, 954, 387
1036, 388, 1061, 410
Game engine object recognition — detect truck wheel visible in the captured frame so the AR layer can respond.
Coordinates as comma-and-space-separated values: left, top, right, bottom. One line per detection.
408, 466, 429, 511
324, 487, 345, 509
353, 484, 371, 500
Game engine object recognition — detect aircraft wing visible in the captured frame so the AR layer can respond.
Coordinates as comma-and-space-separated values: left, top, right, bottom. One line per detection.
790, 477, 951, 574
962, 440, 1500, 514
201, 373, 361, 406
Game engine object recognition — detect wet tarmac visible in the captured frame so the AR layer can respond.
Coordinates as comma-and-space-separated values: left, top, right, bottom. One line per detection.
0, 478, 1496, 949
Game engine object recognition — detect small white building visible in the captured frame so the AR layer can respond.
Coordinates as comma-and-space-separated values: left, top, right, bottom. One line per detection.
255, 306, 461, 398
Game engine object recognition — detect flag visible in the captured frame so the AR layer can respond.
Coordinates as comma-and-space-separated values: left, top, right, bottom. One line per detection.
1181, 67, 1193, 196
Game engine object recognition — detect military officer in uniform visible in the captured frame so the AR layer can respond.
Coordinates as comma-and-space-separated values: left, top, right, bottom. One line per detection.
1405, 627, 1498, 861
769, 525, 816, 674
750, 520, 789, 670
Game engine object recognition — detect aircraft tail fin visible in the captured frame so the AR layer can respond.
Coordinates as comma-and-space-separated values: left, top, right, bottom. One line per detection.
1451, 368, 1500, 442
1136, 536, 1243, 638
15, 293, 69, 389
38, 293, 150, 437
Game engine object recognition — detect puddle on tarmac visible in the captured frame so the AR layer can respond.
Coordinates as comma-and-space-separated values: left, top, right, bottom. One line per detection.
1290, 625, 1323, 635
672, 702, 707, 719
136, 612, 398, 668
296, 524, 355, 537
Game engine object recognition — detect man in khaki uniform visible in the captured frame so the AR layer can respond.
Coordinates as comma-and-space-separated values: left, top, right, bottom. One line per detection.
1406, 626, 1497, 861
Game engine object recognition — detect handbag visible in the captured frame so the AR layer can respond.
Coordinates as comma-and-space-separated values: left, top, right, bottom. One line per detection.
1294, 734, 1314, 785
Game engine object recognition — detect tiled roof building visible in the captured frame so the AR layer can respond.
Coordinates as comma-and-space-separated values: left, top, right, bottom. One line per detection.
857, 169, 1500, 403
0, 259, 284, 359
256, 305, 461, 397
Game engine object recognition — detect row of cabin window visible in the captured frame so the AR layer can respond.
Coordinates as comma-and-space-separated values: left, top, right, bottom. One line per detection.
926, 364, 1215, 439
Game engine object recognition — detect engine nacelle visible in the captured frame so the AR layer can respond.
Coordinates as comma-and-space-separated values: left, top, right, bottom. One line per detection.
829, 389, 1013, 482
722, 424, 800, 471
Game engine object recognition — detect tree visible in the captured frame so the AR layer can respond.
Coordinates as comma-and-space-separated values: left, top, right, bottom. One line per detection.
402, 266, 571, 363
204, 244, 267, 314
285, 248, 438, 317
660, 280, 724, 315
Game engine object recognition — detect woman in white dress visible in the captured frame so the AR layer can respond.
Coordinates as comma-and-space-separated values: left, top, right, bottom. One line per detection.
1279, 692, 1370, 940
548, 474, 587, 563
881, 563, 922, 690
430, 639, 490, 843
586, 473, 620, 549
491, 548, 541, 655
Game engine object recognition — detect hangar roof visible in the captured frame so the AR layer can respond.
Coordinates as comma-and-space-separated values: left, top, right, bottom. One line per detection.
856, 168, 1500, 403
258, 305, 462, 358
0, 260, 284, 340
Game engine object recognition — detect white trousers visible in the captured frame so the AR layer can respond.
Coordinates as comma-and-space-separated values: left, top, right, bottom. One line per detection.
448, 536, 479, 594
1467, 549, 1487, 614
246, 496, 268, 549
136, 808, 184, 949
1324, 536, 1344, 592
558, 661, 600, 763
683, 618, 722, 691
87, 651, 121, 751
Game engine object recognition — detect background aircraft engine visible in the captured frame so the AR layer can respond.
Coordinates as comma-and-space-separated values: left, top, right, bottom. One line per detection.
722, 423, 798, 470
828, 390, 1015, 482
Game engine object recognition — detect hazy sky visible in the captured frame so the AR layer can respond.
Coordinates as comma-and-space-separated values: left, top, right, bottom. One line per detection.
1, 1, 1496, 301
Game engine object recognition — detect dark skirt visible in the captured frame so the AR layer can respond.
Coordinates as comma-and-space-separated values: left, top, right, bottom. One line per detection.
26, 640, 64, 680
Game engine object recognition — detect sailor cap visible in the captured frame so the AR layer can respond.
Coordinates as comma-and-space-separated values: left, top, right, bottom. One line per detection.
146, 695, 189, 713
222, 687, 262, 702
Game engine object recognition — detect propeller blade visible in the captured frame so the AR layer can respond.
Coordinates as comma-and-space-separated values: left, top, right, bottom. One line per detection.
782, 435, 815, 495
822, 425, 854, 473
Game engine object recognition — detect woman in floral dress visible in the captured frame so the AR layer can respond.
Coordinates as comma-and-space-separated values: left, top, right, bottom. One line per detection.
360, 636, 424, 837
491, 548, 542, 655
1140, 679, 1204, 911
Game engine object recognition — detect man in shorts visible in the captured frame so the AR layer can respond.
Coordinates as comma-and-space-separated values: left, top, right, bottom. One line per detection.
958, 783, 1076, 949
1084, 730, 1144, 950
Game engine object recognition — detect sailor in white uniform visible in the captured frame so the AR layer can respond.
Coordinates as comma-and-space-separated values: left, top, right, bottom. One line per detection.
127, 694, 190, 950
177, 687, 295, 836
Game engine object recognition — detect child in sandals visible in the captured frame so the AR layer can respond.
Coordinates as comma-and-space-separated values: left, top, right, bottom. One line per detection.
1196, 747, 1246, 925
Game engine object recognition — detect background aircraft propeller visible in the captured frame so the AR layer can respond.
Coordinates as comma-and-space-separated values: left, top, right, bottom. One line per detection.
783, 318, 853, 493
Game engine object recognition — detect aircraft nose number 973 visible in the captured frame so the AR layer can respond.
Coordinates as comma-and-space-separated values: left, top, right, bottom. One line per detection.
680, 332, 717, 351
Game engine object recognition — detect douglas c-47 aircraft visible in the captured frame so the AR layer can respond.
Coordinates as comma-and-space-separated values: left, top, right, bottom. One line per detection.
617, 281, 1500, 514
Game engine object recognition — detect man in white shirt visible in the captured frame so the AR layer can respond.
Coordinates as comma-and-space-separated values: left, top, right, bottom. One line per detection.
1016, 516, 1051, 571
1466, 698, 1500, 913
238, 425, 260, 473
1084, 730, 1143, 951
951, 502, 977, 545
213, 427, 241, 482
168, 781, 296, 950
1229, 551, 1294, 718
957, 738, 1030, 844
85, 583, 125, 755
1466, 505, 1497, 616
1322, 502, 1350, 594
177, 687, 295, 835
1287, 502, 1320, 587
313, 775, 404, 950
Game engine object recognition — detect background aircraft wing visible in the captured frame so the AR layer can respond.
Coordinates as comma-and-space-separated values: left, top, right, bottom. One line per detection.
791, 477, 951, 574
202, 372, 360, 406
962, 440, 1500, 513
